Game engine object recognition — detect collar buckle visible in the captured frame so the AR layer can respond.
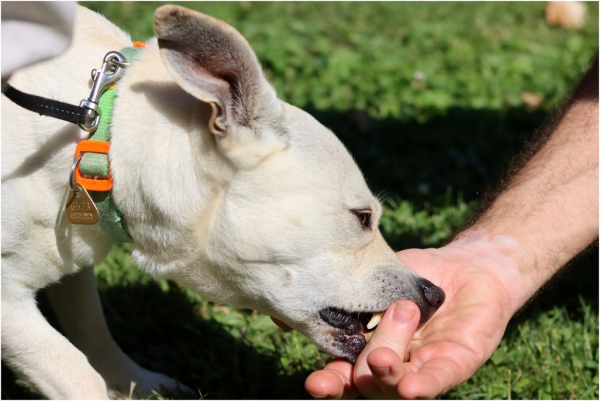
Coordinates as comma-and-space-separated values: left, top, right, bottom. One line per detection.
73, 140, 113, 191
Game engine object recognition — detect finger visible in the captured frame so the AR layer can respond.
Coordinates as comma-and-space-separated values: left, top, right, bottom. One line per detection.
366, 347, 406, 399
397, 362, 455, 399
395, 323, 490, 398
353, 301, 421, 398
305, 359, 359, 399
270, 316, 293, 330
367, 300, 420, 354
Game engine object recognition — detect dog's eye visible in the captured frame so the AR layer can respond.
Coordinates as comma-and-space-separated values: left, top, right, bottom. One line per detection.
351, 209, 372, 229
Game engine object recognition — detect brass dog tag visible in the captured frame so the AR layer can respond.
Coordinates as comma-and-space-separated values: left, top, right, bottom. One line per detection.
65, 184, 99, 225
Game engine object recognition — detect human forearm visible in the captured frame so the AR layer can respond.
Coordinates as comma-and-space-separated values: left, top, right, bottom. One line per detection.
456, 56, 599, 312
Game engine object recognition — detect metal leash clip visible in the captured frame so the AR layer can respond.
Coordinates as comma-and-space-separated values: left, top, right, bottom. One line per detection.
79, 51, 128, 132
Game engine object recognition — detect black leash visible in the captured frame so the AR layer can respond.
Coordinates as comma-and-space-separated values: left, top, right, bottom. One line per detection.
3, 51, 129, 132
3, 84, 87, 125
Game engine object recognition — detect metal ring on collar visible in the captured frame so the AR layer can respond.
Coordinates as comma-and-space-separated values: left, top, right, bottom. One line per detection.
69, 156, 83, 192
109, 60, 130, 68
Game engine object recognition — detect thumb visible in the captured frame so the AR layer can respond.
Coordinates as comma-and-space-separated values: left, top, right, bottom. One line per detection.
367, 300, 420, 354
353, 300, 421, 398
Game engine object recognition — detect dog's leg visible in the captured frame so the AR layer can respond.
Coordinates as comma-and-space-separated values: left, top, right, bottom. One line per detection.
2, 289, 109, 399
45, 266, 189, 399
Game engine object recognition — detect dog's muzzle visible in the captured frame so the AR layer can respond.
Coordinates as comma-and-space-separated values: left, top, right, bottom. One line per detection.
318, 278, 445, 363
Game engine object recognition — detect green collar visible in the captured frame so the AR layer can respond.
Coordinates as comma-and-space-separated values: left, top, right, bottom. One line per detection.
77, 45, 144, 243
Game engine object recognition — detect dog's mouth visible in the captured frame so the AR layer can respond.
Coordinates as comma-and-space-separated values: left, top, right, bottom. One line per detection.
315, 279, 445, 362
318, 307, 384, 363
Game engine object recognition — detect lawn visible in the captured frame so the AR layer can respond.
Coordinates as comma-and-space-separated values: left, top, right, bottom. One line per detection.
2, 2, 598, 399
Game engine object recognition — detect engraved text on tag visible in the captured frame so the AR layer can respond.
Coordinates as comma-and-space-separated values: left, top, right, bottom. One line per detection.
65, 183, 99, 225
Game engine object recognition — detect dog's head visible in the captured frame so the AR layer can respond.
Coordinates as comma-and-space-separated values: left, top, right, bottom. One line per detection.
115, 5, 444, 363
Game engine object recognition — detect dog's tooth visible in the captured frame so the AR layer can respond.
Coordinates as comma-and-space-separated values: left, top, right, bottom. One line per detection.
366, 312, 383, 330
364, 331, 373, 342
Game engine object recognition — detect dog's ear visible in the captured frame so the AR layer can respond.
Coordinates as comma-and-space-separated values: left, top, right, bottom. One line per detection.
154, 5, 279, 136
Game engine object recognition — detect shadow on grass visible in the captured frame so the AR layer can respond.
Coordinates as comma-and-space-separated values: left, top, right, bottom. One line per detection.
92, 283, 314, 399
3, 282, 315, 400
305, 104, 549, 208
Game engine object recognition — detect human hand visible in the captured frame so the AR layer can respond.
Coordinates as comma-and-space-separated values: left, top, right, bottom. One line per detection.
304, 235, 524, 399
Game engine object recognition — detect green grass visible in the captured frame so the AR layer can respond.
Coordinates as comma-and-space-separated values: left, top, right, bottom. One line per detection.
457, 297, 599, 400
2, 2, 598, 400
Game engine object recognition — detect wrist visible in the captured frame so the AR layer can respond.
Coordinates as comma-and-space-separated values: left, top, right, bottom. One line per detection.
447, 229, 538, 315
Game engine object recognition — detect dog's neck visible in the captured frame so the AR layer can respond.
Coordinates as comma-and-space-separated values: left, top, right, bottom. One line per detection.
109, 38, 235, 276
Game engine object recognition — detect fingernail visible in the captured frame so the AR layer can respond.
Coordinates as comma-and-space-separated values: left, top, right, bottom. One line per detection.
393, 302, 416, 323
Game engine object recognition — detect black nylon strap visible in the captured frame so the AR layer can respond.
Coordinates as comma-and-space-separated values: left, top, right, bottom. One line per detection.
3, 85, 87, 125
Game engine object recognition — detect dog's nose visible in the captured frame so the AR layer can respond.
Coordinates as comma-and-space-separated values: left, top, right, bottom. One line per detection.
420, 278, 445, 307
416, 278, 445, 324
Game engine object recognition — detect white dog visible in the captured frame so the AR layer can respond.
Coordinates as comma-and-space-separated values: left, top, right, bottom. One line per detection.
2, 5, 444, 399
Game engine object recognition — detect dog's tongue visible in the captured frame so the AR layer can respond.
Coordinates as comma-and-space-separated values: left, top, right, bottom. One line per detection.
270, 316, 292, 330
